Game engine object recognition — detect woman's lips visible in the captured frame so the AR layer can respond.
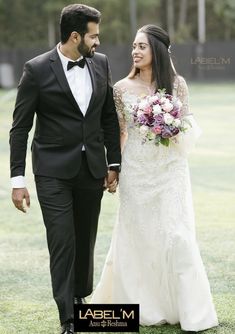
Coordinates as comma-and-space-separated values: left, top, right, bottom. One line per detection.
133, 57, 142, 62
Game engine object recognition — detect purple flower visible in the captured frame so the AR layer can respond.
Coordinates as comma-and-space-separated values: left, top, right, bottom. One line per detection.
161, 126, 173, 138
171, 127, 180, 136
146, 115, 155, 126
170, 109, 180, 118
137, 114, 149, 125
154, 114, 164, 123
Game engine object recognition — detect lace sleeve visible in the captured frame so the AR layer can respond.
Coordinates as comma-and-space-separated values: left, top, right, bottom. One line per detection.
113, 85, 127, 135
174, 76, 189, 116
173, 76, 202, 155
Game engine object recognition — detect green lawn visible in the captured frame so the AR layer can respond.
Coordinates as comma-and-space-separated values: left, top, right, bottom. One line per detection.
0, 82, 235, 334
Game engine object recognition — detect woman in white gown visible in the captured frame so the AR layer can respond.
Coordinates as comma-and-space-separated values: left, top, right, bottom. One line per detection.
91, 25, 218, 332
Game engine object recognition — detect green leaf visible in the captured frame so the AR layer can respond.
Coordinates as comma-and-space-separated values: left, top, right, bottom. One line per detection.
157, 88, 166, 96
160, 138, 170, 146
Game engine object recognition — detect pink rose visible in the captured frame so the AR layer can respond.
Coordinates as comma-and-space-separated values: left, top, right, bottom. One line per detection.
144, 106, 153, 114
153, 126, 162, 134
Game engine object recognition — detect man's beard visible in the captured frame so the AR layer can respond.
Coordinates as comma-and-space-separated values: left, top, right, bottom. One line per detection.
77, 39, 96, 58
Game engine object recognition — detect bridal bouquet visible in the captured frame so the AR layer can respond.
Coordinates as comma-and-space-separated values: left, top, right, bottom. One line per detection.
131, 89, 191, 147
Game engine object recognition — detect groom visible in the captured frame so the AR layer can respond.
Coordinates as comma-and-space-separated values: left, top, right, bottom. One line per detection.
9, 4, 121, 334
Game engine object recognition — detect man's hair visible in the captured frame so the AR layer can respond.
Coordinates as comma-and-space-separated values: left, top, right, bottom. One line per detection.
60, 4, 101, 44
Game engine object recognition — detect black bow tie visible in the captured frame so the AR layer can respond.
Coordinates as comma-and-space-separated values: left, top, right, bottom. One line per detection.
67, 58, 86, 70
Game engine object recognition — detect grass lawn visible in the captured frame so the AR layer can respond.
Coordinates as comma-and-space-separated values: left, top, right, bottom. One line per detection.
0, 82, 234, 334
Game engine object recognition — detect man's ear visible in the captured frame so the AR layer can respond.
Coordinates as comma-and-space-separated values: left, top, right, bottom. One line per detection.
70, 31, 81, 44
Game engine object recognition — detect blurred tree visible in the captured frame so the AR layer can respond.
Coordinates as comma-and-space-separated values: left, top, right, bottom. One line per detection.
43, 0, 132, 45
208, 0, 235, 40
167, 0, 175, 41
0, 0, 234, 49
0, 0, 48, 48
174, 0, 192, 43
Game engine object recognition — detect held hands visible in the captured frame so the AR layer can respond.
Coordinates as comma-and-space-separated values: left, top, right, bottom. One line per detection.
104, 170, 119, 194
12, 188, 30, 213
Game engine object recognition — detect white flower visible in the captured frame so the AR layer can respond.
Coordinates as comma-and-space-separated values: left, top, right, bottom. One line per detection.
138, 101, 149, 110
149, 95, 159, 104
172, 118, 181, 127
162, 101, 173, 112
137, 109, 144, 116
174, 99, 182, 109
153, 104, 162, 115
163, 113, 174, 125
139, 125, 149, 136
160, 97, 167, 104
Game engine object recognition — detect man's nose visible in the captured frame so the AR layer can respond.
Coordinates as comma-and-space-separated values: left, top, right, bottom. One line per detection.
96, 37, 100, 46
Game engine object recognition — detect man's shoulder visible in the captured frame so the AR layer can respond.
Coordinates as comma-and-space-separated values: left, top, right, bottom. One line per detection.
92, 52, 107, 63
26, 48, 57, 68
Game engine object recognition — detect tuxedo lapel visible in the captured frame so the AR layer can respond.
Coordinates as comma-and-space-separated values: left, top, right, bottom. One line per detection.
85, 58, 97, 117
49, 48, 83, 116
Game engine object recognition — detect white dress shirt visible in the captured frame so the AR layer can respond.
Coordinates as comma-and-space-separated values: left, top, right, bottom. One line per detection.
57, 44, 92, 115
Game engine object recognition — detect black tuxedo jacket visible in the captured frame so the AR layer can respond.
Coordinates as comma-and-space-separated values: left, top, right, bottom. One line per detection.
10, 48, 121, 179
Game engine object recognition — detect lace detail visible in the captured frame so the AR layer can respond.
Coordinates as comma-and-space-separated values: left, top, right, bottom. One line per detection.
173, 76, 189, 116
113, 85, 127, 135
92, 75, 218, 331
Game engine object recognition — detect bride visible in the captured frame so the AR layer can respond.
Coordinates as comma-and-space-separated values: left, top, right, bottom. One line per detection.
92, 24, 218, 332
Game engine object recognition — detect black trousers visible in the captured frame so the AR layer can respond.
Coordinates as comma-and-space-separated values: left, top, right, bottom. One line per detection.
35, 152, 104, 324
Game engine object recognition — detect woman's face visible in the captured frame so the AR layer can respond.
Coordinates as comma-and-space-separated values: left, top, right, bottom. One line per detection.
132, 32, 152, 70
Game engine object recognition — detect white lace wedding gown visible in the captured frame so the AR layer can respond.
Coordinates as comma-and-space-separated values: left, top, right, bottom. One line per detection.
91, 76, 218, 332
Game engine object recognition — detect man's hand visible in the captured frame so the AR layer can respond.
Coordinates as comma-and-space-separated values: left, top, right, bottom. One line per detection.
12, 188, 30, 213
106, 171, 119, 194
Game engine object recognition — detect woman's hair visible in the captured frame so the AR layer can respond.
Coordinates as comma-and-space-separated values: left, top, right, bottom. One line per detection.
129, 24, 176, 94
60, 4, 101, 44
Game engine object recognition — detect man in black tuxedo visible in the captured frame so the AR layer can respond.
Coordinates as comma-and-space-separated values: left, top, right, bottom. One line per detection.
10, 4, 121, 334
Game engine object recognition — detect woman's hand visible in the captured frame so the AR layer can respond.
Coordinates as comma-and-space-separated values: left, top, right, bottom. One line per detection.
106, 171, 119, 193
